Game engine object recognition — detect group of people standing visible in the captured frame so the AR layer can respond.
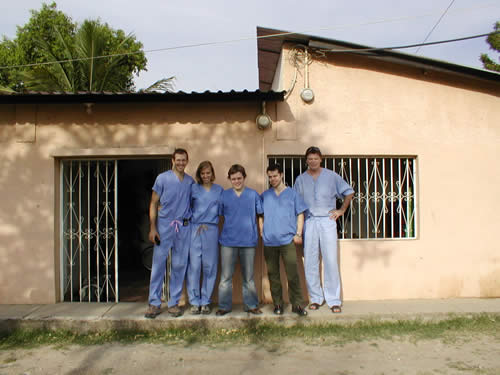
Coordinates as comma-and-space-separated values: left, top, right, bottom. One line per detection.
144, 146, 354, 319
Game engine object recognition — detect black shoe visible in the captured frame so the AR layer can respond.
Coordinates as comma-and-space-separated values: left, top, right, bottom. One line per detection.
273, 305, 283, 315
292, 305, 308, 317
216, 309, 231, 316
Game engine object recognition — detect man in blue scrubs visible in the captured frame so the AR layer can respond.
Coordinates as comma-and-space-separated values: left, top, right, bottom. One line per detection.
294, 146, 354, 313
145, 148, 194, 318
216, 164, 263, 316
259, 163, 308, 316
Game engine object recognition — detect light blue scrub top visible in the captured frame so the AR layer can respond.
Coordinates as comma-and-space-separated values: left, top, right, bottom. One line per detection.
191, 183, 223, 224
261, 187, 308, 247
294, 168, 354, 218
152, 170, 194, 220
219, 187, 263, 247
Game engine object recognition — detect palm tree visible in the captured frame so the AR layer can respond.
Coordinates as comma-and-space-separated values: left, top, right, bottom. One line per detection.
20, 26, 77, 92
141, 77, 176, 93
19, 20, 170, 93
75, 20, 131, 92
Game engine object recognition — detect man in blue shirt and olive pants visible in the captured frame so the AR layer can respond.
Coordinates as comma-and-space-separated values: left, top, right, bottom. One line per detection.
259, 163, 308, 316
294, 146, 354, 313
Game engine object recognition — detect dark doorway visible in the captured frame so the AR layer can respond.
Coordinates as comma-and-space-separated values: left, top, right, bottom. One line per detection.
117, 158, 171, 302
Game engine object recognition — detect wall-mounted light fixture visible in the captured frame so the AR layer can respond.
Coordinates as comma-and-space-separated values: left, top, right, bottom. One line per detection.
256, 101, 272, 130
300, 48, 315, 103
300, 87, 314, 102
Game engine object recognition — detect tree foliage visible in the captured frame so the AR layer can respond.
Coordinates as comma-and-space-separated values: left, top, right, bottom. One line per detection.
480, 21, 500, 72
0, 2, 149, 92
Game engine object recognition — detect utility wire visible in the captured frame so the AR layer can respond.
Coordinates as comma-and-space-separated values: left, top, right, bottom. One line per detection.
415, 0, 456, 54
320, 32, 497, 54
0, 2, 497, 71
1, 32, 495, 72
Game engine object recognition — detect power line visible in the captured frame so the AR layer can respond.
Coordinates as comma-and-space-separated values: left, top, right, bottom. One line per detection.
0, 2, 498, 71
320, 32, 497, 54
1, 32, 495, 72
415, 0, 456, 54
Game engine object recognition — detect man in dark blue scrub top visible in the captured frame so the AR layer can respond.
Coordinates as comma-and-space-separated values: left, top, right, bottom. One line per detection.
216, 164, 263, 316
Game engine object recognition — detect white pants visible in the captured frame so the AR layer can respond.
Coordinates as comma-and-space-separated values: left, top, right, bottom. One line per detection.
304, 216, 341, 307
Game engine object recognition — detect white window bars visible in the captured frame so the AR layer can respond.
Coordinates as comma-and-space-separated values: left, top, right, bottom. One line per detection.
60, 158, 173, 303
60, 160, 118, 302
267, 156, 417, 239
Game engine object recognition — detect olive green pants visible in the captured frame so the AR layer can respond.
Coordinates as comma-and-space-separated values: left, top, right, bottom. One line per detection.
264, 241, 304, 306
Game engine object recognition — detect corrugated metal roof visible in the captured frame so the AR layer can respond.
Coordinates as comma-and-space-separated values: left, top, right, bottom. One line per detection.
0, 89, 286, 104
257, 26, 500, 91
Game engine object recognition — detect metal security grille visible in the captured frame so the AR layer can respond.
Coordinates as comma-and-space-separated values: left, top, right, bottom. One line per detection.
268, 156, 417, 239
60, 158, 173, 303
60, 160, 118, 302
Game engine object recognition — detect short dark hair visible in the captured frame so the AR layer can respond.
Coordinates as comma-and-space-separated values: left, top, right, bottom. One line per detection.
195, 161, 215, 184
227, 164, 246, 179
172, 148, 188, 160
266, 163, 283, 174
305, 146, 322, 158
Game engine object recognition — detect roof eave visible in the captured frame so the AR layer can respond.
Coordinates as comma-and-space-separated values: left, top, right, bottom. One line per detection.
257, 26, 500, 90
0, 90, 286, 105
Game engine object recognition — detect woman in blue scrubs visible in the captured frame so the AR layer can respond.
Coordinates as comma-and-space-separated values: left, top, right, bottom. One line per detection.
187, 161, 223, 315
216, 164, 263, 316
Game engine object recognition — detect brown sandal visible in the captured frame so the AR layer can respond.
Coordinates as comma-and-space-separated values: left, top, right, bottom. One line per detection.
246, 308, 263, 315
308, 303, 322, 310
331, 305, 342, 313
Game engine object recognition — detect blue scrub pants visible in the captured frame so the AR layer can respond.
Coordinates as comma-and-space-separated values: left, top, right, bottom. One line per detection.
304, 216, 341, 307
187, 223, 219, 306
148, 219, 190, 308
218, 246, 259, 311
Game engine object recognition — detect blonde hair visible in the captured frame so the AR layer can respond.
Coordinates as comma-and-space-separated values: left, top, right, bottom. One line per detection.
196, 161, 215, 184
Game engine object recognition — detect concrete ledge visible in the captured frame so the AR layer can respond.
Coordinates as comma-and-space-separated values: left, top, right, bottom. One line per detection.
1, 298, 499, 333
0, 305, 42, 319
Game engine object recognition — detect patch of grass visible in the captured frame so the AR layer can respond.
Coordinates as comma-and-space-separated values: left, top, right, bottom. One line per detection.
0, 313, 498, 350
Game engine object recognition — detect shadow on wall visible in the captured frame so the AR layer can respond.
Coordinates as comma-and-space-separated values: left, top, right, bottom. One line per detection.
480, 269, 500, 298
0, 135, 55, 303
338, 239, 393, 302
350, 240, 393, 271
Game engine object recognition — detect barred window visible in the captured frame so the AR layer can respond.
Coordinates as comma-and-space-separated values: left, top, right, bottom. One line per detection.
267, 156, 417, 239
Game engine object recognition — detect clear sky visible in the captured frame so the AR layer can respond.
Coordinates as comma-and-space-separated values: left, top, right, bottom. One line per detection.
1, 1, 499, 92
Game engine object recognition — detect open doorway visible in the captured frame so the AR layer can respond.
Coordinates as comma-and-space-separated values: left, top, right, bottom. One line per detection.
117, 159, 171, 302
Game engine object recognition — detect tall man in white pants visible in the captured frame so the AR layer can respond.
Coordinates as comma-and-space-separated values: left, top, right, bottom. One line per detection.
294, 146, 354, 313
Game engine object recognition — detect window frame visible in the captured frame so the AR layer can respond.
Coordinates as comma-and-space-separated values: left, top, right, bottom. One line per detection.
267, 155, 418, 240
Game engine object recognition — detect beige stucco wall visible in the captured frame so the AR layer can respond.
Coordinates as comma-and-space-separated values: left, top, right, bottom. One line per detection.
0, 45, 499, 304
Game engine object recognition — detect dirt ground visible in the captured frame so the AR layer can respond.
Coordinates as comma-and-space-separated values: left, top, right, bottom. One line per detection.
1, 335, 499, 375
